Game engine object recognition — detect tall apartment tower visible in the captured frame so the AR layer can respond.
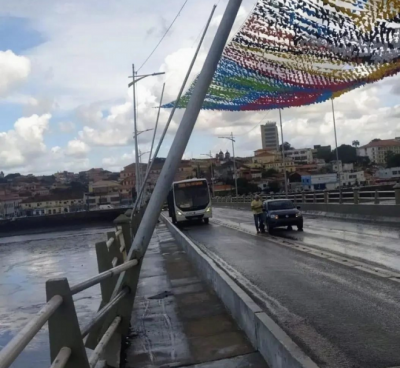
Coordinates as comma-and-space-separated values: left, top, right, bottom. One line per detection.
260, 122, 279, 151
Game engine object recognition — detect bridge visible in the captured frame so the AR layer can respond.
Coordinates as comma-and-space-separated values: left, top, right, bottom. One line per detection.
1, 0, 400, 366
1, 194, 400, 368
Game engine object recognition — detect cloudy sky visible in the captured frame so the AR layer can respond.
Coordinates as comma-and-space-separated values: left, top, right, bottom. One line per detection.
1, 0, 400, 175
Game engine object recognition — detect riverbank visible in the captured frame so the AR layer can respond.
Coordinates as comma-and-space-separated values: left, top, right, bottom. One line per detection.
0, 208, 127, 237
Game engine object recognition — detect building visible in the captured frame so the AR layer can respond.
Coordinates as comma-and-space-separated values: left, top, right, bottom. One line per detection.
252, 149, 295, 173
284, 148, 313, 164
357, 138, 400, 164
340, 171, 366, 186
20, 193, 84, 216
213, 184, 235, 196
80, 168, 111, 183
54, 171, 76, 184
84, 192, 121, 210
375, 167, 400, 180
331, 161, 354, 173
252, 149, 280, 164
301, 174, 338, 191
238, 166, 262, 181
263, 160, 296, 174
260, 122, 279, 151
89, 181, 121, 194
0, 195, 21, 218
120, 159, 195, 198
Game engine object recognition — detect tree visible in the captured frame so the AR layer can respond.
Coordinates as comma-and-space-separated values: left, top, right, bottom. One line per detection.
330, 144, 357, 163
315, 146, 332, 163
352, 140, 360, 148
268, 181, 281, 193
5, 173, 21, 180
279, 142, 293, 151
385, 150, 395, 166
371, 138, 381, 142
386, 153, 400, 168
226, 178, 259, 195
262, 168, 279, 178
356, 156, 370, 167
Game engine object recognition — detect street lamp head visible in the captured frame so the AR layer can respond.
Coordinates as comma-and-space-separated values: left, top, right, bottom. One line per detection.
128, 72, 166, 87
218, 136, 235, 142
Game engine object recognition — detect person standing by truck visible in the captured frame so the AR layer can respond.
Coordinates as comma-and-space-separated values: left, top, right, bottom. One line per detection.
251, 195, 265, 233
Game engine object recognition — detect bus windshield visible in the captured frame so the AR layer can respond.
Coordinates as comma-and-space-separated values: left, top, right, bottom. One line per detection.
174, 181, 210, 211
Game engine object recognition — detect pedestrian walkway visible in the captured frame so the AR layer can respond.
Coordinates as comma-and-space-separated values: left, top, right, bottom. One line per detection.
124, 223, 268, 368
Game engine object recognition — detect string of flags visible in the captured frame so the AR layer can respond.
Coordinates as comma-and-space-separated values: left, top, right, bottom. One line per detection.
163, 0, 400, 111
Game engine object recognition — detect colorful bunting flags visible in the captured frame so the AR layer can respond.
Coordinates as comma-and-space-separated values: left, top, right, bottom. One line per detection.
163, 0, 400, 111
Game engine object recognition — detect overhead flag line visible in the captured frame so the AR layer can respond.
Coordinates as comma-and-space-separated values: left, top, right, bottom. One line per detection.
163, 0, 400, 111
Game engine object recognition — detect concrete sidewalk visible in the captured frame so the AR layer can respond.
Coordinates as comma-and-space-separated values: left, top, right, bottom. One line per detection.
124, 223, 268, 368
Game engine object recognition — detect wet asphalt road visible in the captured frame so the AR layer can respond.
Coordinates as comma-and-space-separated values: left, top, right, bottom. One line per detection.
0, 226, 112, 368
213, 207, 400, 272
182, 212, 400, 368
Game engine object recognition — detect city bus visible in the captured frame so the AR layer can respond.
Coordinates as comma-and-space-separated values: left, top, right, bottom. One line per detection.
167, 178, 212, 225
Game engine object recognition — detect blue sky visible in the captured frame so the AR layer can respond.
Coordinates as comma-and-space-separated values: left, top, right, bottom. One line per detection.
1, 0, 400, 175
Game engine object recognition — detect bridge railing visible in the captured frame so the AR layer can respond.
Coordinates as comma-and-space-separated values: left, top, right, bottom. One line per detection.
214, 188, 400, 205
0, 209, 145, 368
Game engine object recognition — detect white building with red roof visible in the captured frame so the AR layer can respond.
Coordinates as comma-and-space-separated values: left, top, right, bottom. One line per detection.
357, 138, 400, 165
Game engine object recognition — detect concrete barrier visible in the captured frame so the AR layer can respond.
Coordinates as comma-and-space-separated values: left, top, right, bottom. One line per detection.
161, 214, 319, 368
214, 202, 400, 224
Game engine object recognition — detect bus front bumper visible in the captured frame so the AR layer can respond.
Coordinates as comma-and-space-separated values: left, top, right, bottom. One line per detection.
176, 209, 212, 222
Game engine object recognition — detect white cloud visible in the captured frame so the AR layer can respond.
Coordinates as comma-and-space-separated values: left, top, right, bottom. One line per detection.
0, 114, 50, 169
0, 51, 31, 98
65, 139, 90, 158
58, 121, 76, 133
1, 0, 400, 174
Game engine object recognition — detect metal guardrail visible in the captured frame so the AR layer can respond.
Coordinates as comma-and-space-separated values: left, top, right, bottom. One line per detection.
0, 208, 146, 368
214, 188, 400, 205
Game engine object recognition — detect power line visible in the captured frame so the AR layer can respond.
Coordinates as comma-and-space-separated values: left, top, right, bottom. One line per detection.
137, 0, 191, 73
236, 112, 270, 136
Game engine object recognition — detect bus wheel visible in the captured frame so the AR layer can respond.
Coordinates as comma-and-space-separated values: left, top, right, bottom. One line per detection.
204, 218, 209, 224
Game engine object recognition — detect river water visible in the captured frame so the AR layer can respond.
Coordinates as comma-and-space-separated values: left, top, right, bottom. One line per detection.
0, 225, 113, 367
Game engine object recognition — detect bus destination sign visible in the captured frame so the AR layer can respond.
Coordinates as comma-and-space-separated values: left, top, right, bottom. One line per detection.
177, 181, 205, 188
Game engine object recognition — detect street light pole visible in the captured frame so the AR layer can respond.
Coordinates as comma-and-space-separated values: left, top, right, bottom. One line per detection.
138, 150, 150, 202
331, 98, 342, 190
128, 67, 165, 207
141, 83, 166, 207
129, 4, 217, 219
279, 109, 288, 197
219, 132, 238, 197
201, 151, 215, 196
132, 129, 153, 199
132, 64, 140, 200
128, 0, 240, 252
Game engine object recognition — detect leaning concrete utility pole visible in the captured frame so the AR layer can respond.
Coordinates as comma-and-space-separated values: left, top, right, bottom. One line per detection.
130, 4, 217, 218
114, 0, 242, 296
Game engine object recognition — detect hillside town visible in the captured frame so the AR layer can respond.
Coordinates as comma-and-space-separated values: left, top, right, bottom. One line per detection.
1, 122, 400, 219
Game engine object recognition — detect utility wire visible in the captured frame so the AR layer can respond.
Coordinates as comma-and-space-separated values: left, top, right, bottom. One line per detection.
137, 0, 191, 73
236, 112, 270, 136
